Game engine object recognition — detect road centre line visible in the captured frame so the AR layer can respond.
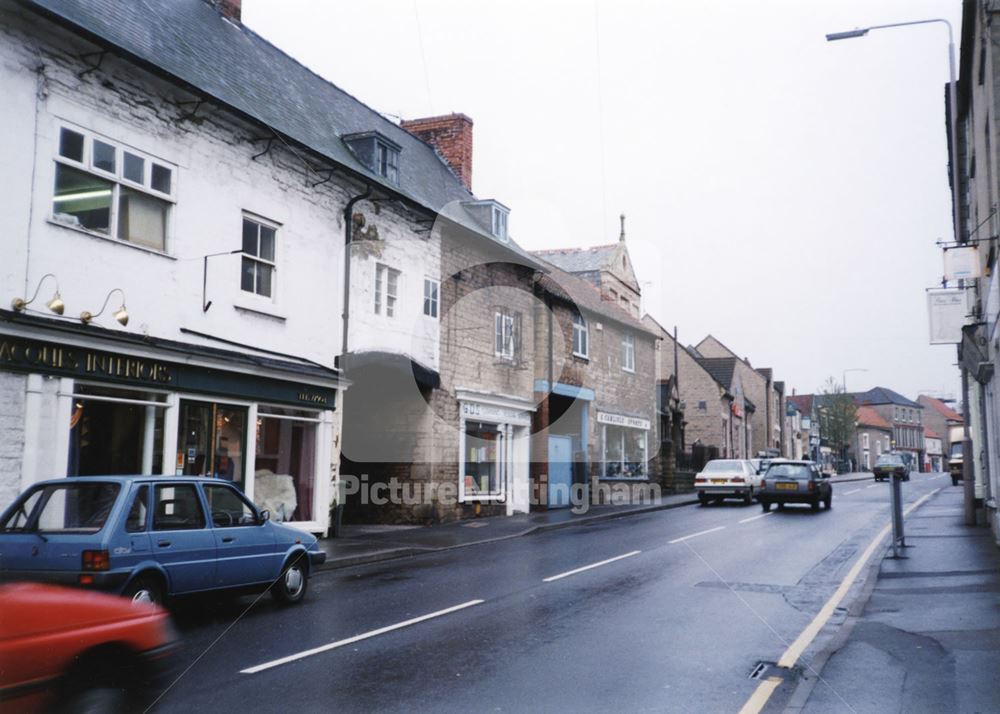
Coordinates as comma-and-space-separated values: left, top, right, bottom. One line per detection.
240, 599, 485, 674
542, 550, 642, 583
668, 526, 726, 544
738, 512, 772, 524
738, 488, 940, 714
844, 488, 861, 495
866, 484, 879, 489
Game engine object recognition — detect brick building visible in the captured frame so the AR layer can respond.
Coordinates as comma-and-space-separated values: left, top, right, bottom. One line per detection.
851, 406, 893, 471
917, 395, 963, 459
852, 388, 924, 470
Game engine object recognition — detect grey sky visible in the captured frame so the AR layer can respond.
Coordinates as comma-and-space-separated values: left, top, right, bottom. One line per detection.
244, 0, 962, 401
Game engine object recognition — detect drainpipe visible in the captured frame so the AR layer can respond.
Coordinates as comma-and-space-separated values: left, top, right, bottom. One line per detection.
340, 185, 372, 362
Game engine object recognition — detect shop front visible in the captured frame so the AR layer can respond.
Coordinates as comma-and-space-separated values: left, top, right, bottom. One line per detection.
597, 411, 651, 480
456, 390, 533, 516
0, 315, 342, 534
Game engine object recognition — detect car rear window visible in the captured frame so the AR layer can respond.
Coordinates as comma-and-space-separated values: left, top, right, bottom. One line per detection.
2, 482, 120, 534
702, 460, 743, 473
768, 465, 812, 480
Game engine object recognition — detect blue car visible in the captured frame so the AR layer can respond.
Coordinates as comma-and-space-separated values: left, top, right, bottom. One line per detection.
0, 476, 326, 606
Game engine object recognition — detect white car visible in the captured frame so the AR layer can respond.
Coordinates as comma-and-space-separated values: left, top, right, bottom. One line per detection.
694, 459, 761, 505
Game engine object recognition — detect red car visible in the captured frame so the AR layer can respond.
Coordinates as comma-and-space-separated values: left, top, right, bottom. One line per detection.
0, 583, 177, 713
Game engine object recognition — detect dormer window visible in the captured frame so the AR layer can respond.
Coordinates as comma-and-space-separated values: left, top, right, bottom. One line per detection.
492, 205, 508, 240
343, 132, 401, 186
462, 199, 510, 242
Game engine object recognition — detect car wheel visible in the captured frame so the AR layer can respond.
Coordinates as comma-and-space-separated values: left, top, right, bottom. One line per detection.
66, 686, 129, 714
761, 500, 771, 512
272, 555, 308, 605
122, 575, 163, 606
811, 498, 820, 511
824, 493, 832, 510
952, 476, 959, 486
743, 489, 753, 506
776, 502, 785, 510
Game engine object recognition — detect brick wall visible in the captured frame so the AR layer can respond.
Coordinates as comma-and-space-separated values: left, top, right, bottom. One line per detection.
400, 114, 474, 191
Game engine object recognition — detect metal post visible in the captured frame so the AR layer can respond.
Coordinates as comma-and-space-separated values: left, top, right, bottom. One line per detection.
889, 472, 907, 558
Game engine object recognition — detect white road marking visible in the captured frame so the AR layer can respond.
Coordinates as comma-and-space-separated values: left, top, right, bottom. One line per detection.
668, 525, 726, 544
866, 484, 879, 489
844, 488, 861, 495
241, 599, 485, 674
542, 550, 642, 583
738, 512, 772, 524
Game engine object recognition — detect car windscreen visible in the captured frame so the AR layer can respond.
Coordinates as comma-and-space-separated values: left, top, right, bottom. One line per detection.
876, 456, 901, 466
702, 461, 743, 473
1, 482, 120, 534
949, 443, 963, 458
767, 465, 812, 480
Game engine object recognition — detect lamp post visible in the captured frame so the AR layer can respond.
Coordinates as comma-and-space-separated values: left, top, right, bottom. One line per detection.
826, 19, 961, 247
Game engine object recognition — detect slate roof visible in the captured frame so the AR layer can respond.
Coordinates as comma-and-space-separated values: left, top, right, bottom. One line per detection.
535, 259, 657, 336
918, 395, 964, 423
854, 387, 922, 409
787, 394, 813, 414
757, 367, 773, 380
532, 244, 617, 274
696, 357, 738, 392
22, 0, 542, 266
856, 406, 892, 430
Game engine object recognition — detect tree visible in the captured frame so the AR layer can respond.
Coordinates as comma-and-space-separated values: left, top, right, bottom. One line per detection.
819, 377, 858, 470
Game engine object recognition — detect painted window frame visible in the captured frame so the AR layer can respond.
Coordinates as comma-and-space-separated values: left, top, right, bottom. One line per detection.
572, 312, 589, 358
241, 214, 278, 299
52, 124, 176, 252
423, 277, 439, 319
622, 333, 635, 372
374, 263, 400, 317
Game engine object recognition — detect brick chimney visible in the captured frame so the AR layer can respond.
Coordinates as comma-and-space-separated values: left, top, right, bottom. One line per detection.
215, 0, 241, 22
400, 113, 473, 191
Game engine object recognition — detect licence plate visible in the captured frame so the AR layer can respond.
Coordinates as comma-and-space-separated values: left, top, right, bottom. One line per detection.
711, 479, 727, 484
776, 482, 798, 490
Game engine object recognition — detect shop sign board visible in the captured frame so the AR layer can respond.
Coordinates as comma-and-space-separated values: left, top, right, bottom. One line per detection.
927, 289, 968, 345
596, 411, 650, 430
461, 400, 532, 426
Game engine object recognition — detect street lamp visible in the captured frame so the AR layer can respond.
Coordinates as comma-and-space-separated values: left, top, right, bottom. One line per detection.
826, 19, 961, 247
842, 367, 867, 393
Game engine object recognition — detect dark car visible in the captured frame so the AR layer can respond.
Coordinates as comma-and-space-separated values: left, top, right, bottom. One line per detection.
0, 582, 177, 713
0, 476, 326, 606
872, 453, 909, 482
758, 461, 832, 511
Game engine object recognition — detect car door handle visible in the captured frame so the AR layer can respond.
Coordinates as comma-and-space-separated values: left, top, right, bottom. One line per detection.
157, 540, 171, 547
222, 536, 234, 543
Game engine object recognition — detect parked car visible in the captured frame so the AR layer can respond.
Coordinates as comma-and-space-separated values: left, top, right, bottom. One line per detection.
0, 476, 327, 605
759, 461, 832, 511
0, 582, 177, 713
872, 453, 909, 482
694, 459, 760, 505
947, 440, 964, 486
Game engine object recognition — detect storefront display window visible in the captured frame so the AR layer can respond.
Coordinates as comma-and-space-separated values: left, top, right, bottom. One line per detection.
602, 425, 647, 478
177, 400, 246, 482
254, 407, 317, 522
463, 421, 502, 496
68, 385, 166, 476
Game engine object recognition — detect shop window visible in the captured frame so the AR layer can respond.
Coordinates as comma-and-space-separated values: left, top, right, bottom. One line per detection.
177, 401, 247, 482
68, 385, 166, 476
241, 216, 277, 298
53, 126, 173, 251
603, 425, 647, 478
462, 421, 503, 497
254, 408, 318, 522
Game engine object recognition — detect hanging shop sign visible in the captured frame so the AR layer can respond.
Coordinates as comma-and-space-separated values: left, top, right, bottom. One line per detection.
927, 289, 968, 345
942, 245, 981, 281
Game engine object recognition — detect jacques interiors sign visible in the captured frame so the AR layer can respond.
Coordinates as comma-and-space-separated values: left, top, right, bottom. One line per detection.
0, 335, 337, 408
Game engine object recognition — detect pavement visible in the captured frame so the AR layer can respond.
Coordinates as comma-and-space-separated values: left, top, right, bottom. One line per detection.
316, 471, 881, 571
790, 483, 1000, 714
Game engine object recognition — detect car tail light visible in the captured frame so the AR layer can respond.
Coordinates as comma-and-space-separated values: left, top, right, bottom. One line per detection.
82, 549, 110, 571
732, 477, 745, 483
695, 478, 707, 484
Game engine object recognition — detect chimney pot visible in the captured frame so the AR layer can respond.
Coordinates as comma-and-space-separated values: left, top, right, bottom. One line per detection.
401, 113, 473, 191
215, 0, 241, 22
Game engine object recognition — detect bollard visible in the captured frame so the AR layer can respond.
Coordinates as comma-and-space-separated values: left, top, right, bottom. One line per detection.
889, 472, 906, 558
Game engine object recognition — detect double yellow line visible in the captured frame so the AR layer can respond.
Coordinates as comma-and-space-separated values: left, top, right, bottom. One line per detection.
738, 489, 939, 714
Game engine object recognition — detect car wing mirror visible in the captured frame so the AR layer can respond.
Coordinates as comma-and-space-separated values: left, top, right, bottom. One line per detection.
259, 509, 270, 524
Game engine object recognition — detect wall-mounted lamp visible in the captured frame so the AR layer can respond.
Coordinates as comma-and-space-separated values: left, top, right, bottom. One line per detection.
10, 273, 64, 315
80, 288, 129, 326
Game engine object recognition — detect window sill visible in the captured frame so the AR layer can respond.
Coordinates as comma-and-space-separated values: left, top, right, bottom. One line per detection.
47, 217, 174, 259
233, 302, 286, 322
572, 353, 589, 362
599, 476, 653, 483
622, 368, 635, 374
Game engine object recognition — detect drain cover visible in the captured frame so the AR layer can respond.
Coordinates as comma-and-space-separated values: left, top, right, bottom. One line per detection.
748, 661, 774, 680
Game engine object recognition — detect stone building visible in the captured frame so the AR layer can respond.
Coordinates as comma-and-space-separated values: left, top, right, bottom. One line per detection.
530, 261, 659, 508
853, 388, 925, 471
691, 335, 783, 456
851, 406, 893, 471
917, 395, 963, 460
